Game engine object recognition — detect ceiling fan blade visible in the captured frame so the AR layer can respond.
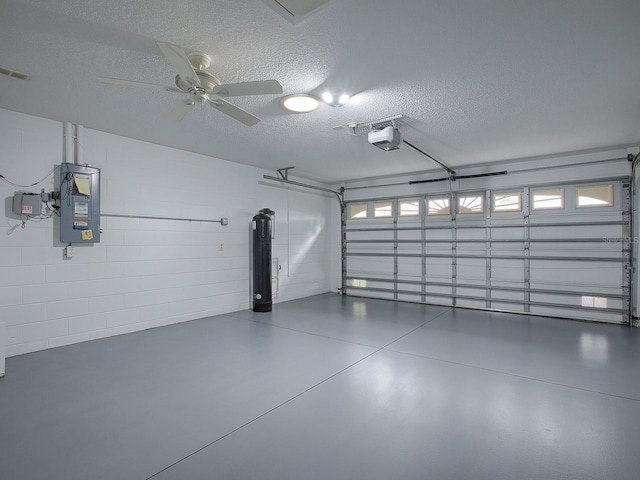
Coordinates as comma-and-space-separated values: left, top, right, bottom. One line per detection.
156, 41, 200, 87
211, 80, 283, 97
167, 100, 195, 121
97, 76, 183, 93
207, 98, 260, 126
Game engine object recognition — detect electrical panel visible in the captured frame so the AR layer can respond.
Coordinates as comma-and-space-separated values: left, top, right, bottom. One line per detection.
59, 163, 100, 244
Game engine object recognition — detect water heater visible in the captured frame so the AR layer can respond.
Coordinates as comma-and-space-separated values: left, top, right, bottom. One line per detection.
252, 208, 274, 312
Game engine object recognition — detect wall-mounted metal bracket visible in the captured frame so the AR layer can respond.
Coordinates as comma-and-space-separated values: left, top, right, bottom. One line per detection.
277, 167, 295, 181
352, 114, 403, 134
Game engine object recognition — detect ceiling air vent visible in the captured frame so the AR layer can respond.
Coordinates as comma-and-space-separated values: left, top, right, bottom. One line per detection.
0, 66, 31, 81
263, 0, 337, 24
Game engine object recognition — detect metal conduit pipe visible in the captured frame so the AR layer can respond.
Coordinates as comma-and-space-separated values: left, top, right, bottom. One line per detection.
62, 122, 85, 165
75, 124, 84, 165
63, 122, 74, 164
101, 213, 228, 224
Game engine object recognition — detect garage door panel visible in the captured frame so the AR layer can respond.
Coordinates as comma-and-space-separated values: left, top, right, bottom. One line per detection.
491, 260, 525, 281
347, 257, 394, 276
423, 295, 453, 306
457, 287, 484, 298
359, 291, 395, 301
425, 243, 453, 253
530, 262, 620, 287
425, 230, 452, 240
528, 246, 620, 260
491, 227, 526, 240
531, 306, 624, 324
347, 231, 394, 241
460, 277, 487, 287
457, 260, 486, 282
492, 302, 526, 312
424, 285, 454, 296
457, 244, 487, 254
456, 229, 486, 241
491, 290, 526, 302
344, 179, 629, 324
397, 246, 422, 255
425, 258, 452, 279
397, 230, 422, 240
530, 225, 623, 240
456, 298, 486, 308
397, 260, 422, 278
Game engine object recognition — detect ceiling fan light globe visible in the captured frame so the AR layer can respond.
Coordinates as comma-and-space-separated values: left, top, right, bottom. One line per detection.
281, 94, 320, 113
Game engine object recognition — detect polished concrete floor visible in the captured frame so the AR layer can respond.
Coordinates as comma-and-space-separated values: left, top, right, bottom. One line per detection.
1, 293, 639, 479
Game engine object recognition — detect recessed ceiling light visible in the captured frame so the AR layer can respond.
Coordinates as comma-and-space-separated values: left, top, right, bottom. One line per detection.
322, 91, 350, 107
281, 94, 320, 113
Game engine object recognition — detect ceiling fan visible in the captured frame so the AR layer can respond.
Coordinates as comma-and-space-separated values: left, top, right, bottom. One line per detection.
98, 41, 283, 126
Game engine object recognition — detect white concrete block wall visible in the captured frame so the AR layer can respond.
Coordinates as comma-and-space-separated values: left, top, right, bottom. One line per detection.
0, 109, 336, 357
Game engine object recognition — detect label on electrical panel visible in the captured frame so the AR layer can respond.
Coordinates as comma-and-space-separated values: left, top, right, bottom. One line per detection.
81, 230, 93, 241
73, 221, 88, 230
74, 201, 89, 217
21, 205, 33, 214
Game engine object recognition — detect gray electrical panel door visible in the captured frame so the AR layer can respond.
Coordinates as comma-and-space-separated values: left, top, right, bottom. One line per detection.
59, 163, 100, 244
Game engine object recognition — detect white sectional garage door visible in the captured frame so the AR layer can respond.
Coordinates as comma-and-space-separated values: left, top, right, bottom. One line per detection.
343, 179, 631, 324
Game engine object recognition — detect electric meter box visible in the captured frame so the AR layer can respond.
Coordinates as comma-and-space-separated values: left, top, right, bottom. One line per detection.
59, 163, 101, 244
12, 192, 42, 216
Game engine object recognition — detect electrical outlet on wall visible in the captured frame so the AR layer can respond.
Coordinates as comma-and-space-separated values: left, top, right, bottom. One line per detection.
219, 243, 224, 251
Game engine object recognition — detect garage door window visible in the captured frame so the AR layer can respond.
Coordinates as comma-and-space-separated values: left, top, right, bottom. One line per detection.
349, 203, 368, 219
399, 200, 420, 216
576, 184, 613, 208
427, 197, 450, 215
458, 195, 484, 214
374, 202, 393, 218
492, 192, 522, 212
532, 188, 564, 210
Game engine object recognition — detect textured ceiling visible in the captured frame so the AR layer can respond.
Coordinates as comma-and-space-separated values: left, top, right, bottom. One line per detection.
0, 0, 639, 183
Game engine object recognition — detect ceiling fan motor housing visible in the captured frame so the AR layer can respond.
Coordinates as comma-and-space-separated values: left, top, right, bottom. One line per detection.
175, 70, 221, 96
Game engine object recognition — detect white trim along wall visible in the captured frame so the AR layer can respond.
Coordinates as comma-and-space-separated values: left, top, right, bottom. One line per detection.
0, 109, 335, 357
